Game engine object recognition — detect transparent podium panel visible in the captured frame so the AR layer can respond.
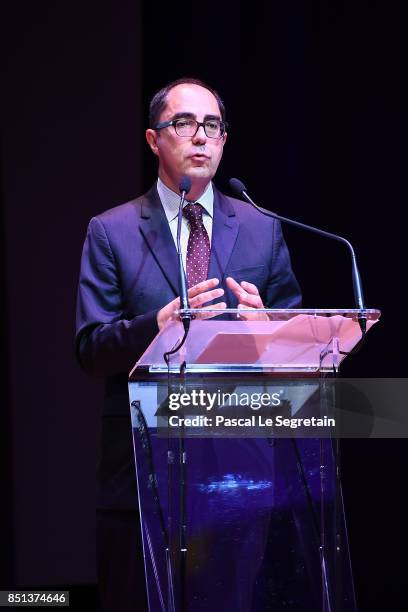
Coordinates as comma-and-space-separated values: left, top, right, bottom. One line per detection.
128, 311, 380, 611
132, 309, 380, 374
130, 377, 357, 612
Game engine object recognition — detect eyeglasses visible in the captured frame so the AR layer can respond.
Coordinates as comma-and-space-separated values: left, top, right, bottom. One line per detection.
154, 117, 228, 139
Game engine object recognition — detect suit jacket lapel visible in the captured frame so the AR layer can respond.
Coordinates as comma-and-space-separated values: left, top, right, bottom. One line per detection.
138, 184, 239, 295
208, 187, 239, 281
138, 185, 179, 295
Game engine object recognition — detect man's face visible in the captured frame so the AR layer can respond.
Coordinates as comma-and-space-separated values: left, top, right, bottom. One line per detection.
146, 84, 227, 195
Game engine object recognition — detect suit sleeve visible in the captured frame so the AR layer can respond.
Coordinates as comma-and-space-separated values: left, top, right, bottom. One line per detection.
264, 219, 302, 308
75, 217, 160, 377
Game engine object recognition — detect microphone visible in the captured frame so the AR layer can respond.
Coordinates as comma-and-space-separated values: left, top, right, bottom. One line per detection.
177, 176, 192, 330
229, 177, 367, 335
179, 175, 192, 197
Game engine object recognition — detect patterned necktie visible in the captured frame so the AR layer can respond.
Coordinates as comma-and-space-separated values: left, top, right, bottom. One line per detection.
183, 203, 211, 288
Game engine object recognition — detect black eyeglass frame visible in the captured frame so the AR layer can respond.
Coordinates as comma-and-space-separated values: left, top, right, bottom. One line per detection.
153, 118, 228, 139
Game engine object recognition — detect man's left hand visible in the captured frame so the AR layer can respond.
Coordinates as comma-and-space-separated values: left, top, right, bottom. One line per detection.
225, 277, 269, 320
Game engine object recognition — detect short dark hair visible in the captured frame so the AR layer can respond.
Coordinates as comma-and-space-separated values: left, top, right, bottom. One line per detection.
149, 77, 226, 128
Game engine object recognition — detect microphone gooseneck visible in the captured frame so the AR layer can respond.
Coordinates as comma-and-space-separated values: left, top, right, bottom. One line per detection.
163, 176, 193, 368
229, 178, 367, 335
177, 176, 192, 329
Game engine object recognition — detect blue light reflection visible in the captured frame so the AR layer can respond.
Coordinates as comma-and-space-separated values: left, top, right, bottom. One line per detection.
197, 473, 273, 494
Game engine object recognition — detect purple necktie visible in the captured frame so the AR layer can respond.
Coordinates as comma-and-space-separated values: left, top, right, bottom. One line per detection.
183, 203, 211, 288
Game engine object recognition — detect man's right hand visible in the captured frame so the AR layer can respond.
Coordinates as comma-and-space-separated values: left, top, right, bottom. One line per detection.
156, 278, 226, 330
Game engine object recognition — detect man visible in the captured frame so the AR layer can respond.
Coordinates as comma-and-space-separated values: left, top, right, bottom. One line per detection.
76, 77, 301, 611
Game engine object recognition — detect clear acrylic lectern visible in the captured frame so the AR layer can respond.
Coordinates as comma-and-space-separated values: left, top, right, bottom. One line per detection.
128, 309, 380, 612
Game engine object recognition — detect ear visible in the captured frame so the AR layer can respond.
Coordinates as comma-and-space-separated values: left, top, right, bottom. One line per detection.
146, 128, 159, 156
222, 131, 228, 146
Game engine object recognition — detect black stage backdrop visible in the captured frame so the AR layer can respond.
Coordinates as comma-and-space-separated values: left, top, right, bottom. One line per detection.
1, 1, 407, 610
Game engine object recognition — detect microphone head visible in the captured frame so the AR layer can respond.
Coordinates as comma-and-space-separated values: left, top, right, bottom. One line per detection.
229, 177, 247, 196
179, 175, 192, 195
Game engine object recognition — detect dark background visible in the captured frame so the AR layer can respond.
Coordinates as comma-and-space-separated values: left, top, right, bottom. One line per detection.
1, 0, 407, 610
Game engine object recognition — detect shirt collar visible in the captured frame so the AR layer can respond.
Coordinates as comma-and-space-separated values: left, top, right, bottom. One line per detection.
157, 177, 214, 223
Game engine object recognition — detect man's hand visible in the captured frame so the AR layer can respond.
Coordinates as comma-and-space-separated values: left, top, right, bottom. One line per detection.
157, 278, 226, 330
225, 276, 269, 321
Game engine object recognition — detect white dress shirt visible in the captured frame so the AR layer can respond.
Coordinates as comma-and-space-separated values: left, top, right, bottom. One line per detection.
156, 177, 214, 270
